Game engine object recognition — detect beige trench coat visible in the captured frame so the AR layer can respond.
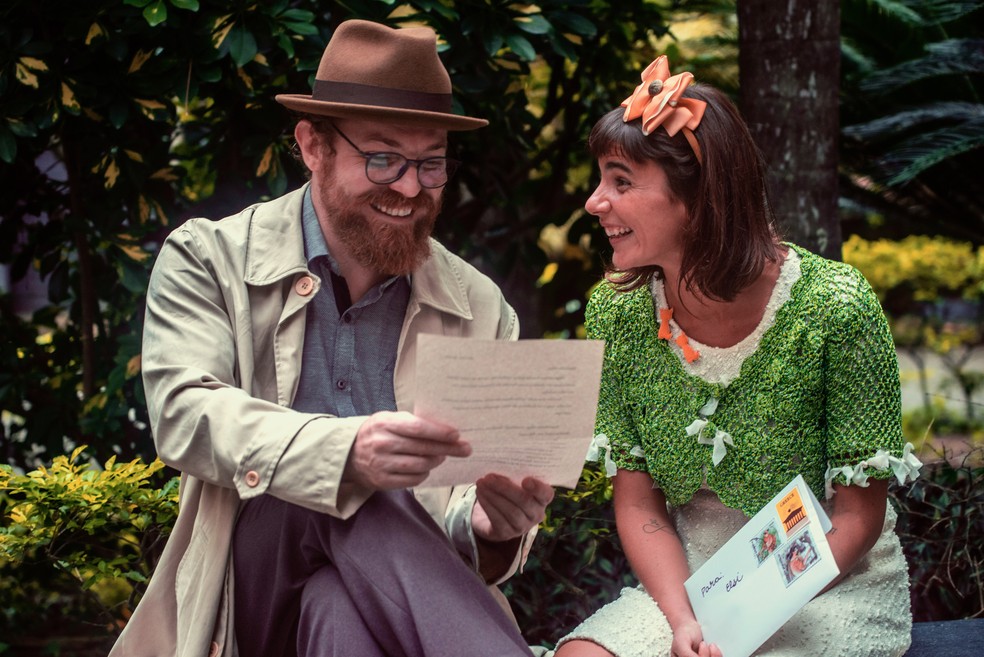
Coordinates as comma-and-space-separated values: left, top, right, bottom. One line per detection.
110, 185, 533, 657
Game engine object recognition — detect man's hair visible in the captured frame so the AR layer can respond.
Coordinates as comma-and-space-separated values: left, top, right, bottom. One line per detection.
588, 85, 782, 301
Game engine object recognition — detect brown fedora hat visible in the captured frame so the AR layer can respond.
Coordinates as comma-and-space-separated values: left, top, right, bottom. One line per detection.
276, 19, 487, 131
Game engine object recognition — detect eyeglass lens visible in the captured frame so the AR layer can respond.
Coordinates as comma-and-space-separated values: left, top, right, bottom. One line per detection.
364, 153, 456, 188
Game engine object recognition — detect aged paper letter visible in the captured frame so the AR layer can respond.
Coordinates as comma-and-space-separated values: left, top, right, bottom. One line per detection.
414, 334, 604, 489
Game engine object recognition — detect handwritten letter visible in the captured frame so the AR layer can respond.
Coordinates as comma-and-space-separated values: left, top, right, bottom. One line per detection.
414, 334, 604, 489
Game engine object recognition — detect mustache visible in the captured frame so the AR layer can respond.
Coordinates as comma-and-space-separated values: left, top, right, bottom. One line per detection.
361, 188, 440, 216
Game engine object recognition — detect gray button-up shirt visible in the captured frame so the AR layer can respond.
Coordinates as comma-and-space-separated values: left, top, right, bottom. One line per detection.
292, 189, 411, 417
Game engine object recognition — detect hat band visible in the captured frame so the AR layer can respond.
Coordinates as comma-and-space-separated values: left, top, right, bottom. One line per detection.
312, 80, 452, 114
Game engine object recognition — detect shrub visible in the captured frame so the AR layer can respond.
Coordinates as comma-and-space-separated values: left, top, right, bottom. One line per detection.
891, 449, 984, 621
2, 449, 981, 652
0, 447, 178, 651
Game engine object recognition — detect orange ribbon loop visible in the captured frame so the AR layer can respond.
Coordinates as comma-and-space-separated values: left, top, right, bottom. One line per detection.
621, 56, 706, 163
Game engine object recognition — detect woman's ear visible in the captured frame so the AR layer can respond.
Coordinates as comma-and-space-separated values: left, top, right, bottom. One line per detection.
294, 120, 327, 173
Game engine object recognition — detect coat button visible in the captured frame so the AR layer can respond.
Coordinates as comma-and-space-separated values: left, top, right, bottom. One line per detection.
244, 471, 260, 487
208, 642, 220, 657
295, 276, 314, 296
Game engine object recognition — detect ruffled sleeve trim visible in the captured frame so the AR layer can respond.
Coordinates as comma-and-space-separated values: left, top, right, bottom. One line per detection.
587, 433, 646, 478
824, 442, 923, 498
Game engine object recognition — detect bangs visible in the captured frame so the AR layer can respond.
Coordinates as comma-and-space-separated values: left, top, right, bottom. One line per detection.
588, 109, 658, 163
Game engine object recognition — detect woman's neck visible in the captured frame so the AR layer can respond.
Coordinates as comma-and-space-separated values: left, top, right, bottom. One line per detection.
661, 255, 785, 349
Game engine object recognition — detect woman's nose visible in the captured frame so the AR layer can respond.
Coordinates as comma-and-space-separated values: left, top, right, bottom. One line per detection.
584, 187, 610, 216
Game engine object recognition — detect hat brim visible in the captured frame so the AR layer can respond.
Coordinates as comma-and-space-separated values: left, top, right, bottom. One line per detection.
275, 94, 488, 131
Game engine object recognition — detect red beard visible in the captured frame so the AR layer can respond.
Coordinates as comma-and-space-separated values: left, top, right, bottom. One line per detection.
318, 180, 441, 276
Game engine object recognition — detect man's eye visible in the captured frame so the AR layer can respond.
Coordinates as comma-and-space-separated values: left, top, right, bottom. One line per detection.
420, 159, 446, 173
367, 153, 403, 169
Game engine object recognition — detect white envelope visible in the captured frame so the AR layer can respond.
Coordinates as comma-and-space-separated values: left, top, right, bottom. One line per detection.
684, 475, 839, 657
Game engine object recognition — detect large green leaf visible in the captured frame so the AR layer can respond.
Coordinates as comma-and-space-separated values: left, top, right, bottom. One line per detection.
844, 102, 984, 140
227, 23, 258, 67
515, 14, 552, 36
861, 39, 984, 94
143, 0, 168, 27
549, 11, 598, 38
0, 127, 16, 163
504, 33, 536, 61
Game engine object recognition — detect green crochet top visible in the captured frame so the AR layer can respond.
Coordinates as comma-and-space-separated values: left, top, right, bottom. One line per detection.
585, 244, 912, 516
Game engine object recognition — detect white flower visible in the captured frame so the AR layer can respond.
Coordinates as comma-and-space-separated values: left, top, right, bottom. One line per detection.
864, 449, 892, 470
699, 397, 719, 416
685, 418, 708, 437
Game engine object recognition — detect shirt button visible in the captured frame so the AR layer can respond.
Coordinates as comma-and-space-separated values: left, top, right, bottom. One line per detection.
295, 276, 315, 296
244, 471, 261, 487
336, 379, 347, 390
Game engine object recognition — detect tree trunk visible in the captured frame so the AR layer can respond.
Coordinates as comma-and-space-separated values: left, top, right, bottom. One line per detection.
62, 133, 98, 400
737, 0, 842, 260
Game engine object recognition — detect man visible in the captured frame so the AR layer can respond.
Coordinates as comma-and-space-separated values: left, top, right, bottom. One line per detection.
110, 19, 554, 657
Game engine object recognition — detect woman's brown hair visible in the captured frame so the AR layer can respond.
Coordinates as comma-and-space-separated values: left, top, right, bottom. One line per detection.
588, 85, 782, 301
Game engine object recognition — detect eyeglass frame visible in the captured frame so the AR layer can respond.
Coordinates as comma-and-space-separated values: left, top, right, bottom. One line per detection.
330, 124, 461, 189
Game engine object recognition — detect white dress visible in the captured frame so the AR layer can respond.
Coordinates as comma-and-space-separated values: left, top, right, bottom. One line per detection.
556, 489, 913, 656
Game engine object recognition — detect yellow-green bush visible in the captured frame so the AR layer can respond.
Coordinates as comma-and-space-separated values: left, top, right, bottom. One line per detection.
844, 235, 984, 437
843, 235, 983, 302
0, 447, 178, 646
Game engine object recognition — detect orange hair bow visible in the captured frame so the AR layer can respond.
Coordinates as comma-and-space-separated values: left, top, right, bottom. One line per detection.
621, 56, 706, 163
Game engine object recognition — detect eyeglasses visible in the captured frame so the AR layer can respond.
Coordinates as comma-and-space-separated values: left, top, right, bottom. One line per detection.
332, 124, 460, 189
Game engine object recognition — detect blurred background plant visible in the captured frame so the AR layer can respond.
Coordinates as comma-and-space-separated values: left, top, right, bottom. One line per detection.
0, 446, 178, 654
890, 450, 984, 623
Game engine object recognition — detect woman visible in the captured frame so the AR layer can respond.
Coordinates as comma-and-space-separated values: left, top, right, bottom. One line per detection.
555, 57, 921, 657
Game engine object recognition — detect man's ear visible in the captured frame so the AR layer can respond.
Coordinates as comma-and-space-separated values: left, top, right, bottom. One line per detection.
295, 120, 328, 173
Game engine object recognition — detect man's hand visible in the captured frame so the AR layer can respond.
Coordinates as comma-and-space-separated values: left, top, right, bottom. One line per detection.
343, 411, 470, 490
472, 474, 555, 543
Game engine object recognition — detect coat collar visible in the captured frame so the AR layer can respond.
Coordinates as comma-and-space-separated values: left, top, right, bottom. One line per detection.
243, 182, 474, 321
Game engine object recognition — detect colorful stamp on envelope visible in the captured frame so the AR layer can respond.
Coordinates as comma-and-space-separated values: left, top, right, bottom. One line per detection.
750, 521, 783, 565
777, 529, 821, 587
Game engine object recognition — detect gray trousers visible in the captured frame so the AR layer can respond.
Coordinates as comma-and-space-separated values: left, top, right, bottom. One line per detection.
233, 489, 533, 657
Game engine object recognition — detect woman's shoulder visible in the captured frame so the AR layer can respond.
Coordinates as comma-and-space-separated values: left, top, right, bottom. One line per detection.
788, 244, 882, 320
586, 280, 652, 324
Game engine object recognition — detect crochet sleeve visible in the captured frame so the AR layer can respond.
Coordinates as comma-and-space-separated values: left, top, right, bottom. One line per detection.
585, 284, 648, 473
823, 266, 908, 483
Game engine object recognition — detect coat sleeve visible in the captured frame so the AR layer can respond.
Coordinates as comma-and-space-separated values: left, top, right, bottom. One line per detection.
142, 222, 371, 518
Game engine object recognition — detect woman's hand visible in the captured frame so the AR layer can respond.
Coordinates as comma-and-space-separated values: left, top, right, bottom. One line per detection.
670, 619, 722, 657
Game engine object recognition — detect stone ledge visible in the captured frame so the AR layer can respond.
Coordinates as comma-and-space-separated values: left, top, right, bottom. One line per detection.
907, 619, 984, 656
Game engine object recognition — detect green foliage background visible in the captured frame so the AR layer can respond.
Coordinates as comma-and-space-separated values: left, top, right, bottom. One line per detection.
0, 0, 707, 473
